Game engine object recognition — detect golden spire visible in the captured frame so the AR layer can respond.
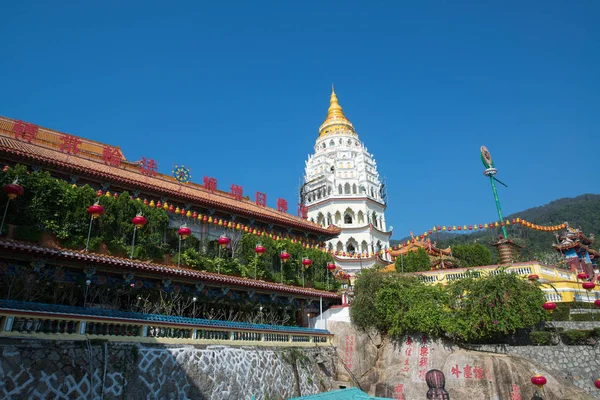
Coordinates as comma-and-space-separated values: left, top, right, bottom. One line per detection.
318, 85, 356, 137
326, 84, 346, 120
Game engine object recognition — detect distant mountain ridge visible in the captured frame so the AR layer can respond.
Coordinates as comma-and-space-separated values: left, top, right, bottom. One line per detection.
391, 194, 600, 262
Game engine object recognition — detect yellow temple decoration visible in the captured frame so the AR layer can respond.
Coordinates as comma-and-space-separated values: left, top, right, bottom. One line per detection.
318, 85, 356, 137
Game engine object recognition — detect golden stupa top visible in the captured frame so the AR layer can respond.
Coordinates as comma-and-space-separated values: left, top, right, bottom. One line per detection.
318, 85, 356, 137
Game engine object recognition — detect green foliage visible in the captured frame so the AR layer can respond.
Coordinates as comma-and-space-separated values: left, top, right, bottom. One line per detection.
452, 243, 492, 268
396, 248, 430, 272
549, 302, 592, 321
351, 268, 548, 342
350, 269, 385, 331
443, 269, 548, 341
13, 225, 43, 242
559, 329, 590, 345
529, 331, 554, 345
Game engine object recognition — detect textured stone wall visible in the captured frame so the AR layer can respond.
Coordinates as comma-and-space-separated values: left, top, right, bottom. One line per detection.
549, 321, 600, 330
328, 321, 595, 400
0, 338, 336, 400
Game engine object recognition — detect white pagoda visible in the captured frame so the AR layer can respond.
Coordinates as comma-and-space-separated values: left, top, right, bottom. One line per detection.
301, 86, 392, 274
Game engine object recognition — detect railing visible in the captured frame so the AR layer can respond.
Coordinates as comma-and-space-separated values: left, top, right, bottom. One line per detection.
0, 300, 332, 346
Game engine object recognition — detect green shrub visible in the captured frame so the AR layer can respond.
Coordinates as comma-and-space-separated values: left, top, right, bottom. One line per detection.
590, 328, 600, 338
13, 225, 42, 242
560, 329, 590, 345
571, 313, 594, 321
529, 331, 554, 345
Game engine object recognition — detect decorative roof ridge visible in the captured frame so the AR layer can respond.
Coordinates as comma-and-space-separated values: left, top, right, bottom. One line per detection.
0, 238, 341, 299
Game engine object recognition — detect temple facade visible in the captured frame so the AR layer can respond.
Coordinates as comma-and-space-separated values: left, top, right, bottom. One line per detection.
301, 87, 392, 273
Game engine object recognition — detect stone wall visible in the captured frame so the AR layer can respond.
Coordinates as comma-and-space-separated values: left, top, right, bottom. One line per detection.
0, 338, 336, 400
328, 321, 595, 400
550, 321, 600, 330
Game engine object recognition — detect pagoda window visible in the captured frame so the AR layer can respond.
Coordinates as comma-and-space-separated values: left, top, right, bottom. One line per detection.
352, 184, 357, 194
322, 143, 326, 149
347, 243, 356, 253
344, 214, 353, 224
328, 242, 334, 251
328, 186, 332, 195
347, 139, 352, 146
371, 188, 375, 197
344, 183, 351, 194
372, 212, 378, 228
338, 184, 343, 194
329, 140, 335, 147
357, 211, 365, 224
334, 211, 342, 225
339, 139, 343, 145
361, 240, 368, 253
336, 241, 343, 252
317, 213, 325, 226
327, 212, 332, 225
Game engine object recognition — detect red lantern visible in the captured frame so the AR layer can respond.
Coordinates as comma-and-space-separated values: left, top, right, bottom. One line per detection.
192, 212, 198, 219
302, 258, 312, 268
280, 251, 290, 263
577, 272, 590, 280
218, 235, 230, 249
168, 205, 175, 213
255, 244, 266, 255
512, 219, 516, 224
468, 225, 472, 230
528, 274, 539, 281
595, 378, 600, 390
156, 201, 162, 209
3, 183, 24, 200
531, 375, 547, 389
428, 230, 432, 235
457, 226, 462, 231
594, 299, 600, 308
143, 199, 148, 205
543, 302, 557, 313
87, 204, 105, 219
178, 225, 192, 239
327, 263, 336, 270
479, 224, 483, 229
132, 214, 147, 229
583, 282, 595, 291
96, 190, 103, 197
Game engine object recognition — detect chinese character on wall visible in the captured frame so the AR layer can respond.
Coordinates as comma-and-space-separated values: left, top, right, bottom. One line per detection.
277, 198, 288, 213
12, 120, 38, 143
139, 157, 158, 176
102, 146, 121, 167
256, 192, 266, 207
230, 184, 243, 200
203, 176, 217, 192
59, 134, 82, 155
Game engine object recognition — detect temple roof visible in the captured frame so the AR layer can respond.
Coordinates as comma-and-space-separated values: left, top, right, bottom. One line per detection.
0, 117, 341, 237
389, 239, 452, 257
0, 238, 341, 300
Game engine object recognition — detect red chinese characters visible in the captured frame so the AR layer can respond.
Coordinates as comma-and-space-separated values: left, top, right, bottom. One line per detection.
451, 364, 462, 378
230, 184, 243, 200
12, 120, 38, 143
510, 384, 522, 400
139, 157, 158, 176
256, 192, 266, 207
473, 366, 484, 380
344, 335, 354, 370
277, 198, 288, 213
203, 176, 217, 192
394, 384, 404, 400
59, 134, 82, 154
463, 365, 473, 379
297, 204, 308, 219
102, 146, 121, 167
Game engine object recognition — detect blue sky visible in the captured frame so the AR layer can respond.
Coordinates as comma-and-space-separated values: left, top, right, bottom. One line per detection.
1, 1, 598, 239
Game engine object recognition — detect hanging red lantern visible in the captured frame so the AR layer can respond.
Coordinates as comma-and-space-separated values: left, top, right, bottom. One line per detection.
178, 225, 191, 239
577, 272, 590, 280
479, 224, 483, 229
302, 258, 312, 268
528, 274, 539, 281
542, 302, 557, 313
87, 203, 105, 219
143, 199, 148, 205
3, 182, 24, 200
595, 378, 600, 389
96, 189, 103, 197
457, 225, 462, 231
531, 375, 547, 389
594, 299, 600, 308
280, 251, 290, 263
168, 204, 175, 213
583, 282, 595, 291
156, 201, 162, 209
192, 211, 198, 219
132, 214, 147, 229
255, 244, 266, 255
512, 219, 516, 224
218, 235, 230, 249
468, 225, 472, 230
327, 263, 336, 270
428, 230, 432, 235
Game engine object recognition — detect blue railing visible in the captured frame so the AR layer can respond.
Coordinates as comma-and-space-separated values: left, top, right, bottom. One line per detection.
0, 300, 329, 335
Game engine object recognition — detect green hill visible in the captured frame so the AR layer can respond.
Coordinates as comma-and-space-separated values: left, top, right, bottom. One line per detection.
392, 194, 600, 264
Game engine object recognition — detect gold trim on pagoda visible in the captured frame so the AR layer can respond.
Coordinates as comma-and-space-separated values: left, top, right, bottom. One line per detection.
318, 85, 356, 137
